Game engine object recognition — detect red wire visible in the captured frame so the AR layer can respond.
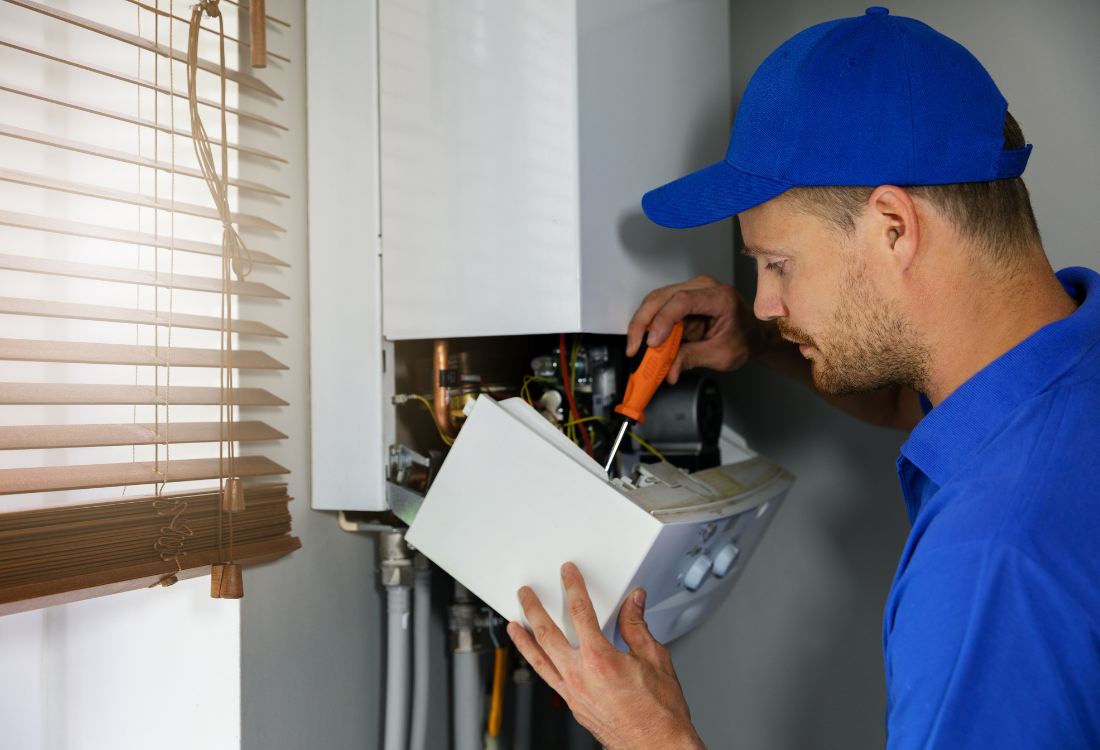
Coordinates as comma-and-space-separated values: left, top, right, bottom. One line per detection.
559, 332, 594, 458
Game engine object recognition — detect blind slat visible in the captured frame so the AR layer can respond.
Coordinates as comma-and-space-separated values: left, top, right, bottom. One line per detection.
0, 253, 290, 299
0, 296, 287, 338
0, 81, 287, 164
0, 34, 288, 130
0, 123, 290, 198
0, 209, 286, 264
121, 0, 291, 64
6, 0, 283, 100
0, 209, 288, 266
0, 166, 285, 232
0, 454, 290, 495
0, 421, 286, 450
0, 339, 289, 370
0, 383, 288, 406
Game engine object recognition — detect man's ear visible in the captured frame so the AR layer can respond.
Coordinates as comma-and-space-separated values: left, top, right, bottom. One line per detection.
866, 185, 920, 273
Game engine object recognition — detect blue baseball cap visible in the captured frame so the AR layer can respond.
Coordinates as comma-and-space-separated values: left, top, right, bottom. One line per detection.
642, 7, 1033, 229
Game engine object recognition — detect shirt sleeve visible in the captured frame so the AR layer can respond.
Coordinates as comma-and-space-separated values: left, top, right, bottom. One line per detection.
884, 542, 1098, 750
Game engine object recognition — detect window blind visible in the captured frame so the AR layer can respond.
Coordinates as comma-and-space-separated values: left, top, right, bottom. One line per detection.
0, 0, 298, 611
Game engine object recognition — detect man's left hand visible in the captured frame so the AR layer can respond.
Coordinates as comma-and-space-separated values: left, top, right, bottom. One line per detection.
507, 562, 707, 750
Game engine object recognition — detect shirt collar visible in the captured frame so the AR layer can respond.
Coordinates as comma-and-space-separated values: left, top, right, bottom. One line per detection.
901, 266, 1100, 488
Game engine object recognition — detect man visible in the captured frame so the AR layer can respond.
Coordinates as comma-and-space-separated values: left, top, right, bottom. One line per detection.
506, 8, 1100, 750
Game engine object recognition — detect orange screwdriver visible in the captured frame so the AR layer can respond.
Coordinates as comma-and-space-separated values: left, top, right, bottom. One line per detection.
603, 321, 684, 474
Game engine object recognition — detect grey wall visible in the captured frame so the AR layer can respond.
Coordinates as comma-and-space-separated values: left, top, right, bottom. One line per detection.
666, 2, 1100, 749
233, 3, 389, 749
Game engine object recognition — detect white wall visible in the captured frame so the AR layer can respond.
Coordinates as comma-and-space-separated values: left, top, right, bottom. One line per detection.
0, 579, 240, 750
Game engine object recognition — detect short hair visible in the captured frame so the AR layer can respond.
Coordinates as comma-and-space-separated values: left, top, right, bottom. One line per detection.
786, 112, 1042, 267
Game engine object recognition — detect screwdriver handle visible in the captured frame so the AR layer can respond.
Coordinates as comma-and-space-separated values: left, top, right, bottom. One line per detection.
615, 321, 684, 423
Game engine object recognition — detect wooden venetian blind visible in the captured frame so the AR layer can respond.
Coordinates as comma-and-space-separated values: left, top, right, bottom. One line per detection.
0, 0, 299, 612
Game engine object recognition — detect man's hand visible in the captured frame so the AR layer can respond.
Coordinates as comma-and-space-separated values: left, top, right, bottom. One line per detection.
507, 563, 706, 750
626, 274, 774, 384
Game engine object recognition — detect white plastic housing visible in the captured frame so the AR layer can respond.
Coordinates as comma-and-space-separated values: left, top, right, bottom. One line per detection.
378, 0, 734, 339
406, 396, 794, 647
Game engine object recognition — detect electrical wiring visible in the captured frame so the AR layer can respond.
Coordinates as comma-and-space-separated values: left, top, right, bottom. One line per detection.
410, 395, 455, 446
561, 416, 666, 462
568, 336, 582, 446
520, 375, 554, 408
559, 332, 594, 458
484, 379, 553, 417
626, 431, 666, 462
561, 416, 604, 425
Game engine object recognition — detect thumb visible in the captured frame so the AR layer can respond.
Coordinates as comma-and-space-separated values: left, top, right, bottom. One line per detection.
618, 589, 657, 653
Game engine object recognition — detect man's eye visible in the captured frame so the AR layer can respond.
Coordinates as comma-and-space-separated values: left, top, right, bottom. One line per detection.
765, 260, 786, 275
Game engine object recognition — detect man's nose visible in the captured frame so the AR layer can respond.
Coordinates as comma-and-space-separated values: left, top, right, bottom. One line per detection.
754, 275, 787, 321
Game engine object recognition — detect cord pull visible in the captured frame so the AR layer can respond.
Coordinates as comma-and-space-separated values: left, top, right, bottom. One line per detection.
222, 478, 246, 514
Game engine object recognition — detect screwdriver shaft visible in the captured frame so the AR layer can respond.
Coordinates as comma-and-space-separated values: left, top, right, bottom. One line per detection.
604, 420, 630, 475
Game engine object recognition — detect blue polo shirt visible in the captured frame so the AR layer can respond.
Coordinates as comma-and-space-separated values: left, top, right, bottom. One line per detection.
885, 267, 1100, 749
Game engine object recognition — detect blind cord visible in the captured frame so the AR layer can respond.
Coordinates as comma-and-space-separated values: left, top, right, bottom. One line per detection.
189, 0, 243, 569
152, 0, 185, 578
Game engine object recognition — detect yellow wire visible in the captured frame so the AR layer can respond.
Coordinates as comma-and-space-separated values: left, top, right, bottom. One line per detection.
567, 336, 583, 448
560, 415, 667, 462
561, 416, 604, 426
627, 431, 666, 462
411, 395, 454, 446
521, 375, 553, 407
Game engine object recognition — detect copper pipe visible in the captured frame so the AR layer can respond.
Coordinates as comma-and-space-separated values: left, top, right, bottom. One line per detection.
433, 339, 458, 440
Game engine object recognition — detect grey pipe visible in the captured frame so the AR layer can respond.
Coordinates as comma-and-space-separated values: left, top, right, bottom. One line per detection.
452, 581, 482, 750
513, 658, 534, 750
384, 585, 412, 750
409, 566, 432, 750
453, 651, 482, 750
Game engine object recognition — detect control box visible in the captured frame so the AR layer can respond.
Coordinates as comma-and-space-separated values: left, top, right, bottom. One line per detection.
406, 396, 794, 647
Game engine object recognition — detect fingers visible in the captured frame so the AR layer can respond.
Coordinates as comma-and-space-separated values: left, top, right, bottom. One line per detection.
617, 588, 659, 655
508, 621, 564, 691
560, 562, 608, 650
648, 285, 733, 350
668, 338, 738, 383
517, 585, 573, 660
627, 276, 721, 356
627, 288, 674, 357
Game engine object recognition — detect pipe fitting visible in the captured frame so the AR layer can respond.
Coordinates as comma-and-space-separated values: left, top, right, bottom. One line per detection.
380, 530, 416, 588
449, 581, 482, 654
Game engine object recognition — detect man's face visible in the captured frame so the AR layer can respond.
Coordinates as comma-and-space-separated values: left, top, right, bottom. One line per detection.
739, 194, 928, 396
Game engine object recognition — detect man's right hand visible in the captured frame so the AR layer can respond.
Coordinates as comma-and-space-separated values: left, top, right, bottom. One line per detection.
626, 274, 775, 384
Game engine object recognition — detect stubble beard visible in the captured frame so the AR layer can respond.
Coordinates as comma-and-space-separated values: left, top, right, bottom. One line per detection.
778, 264, 931, 398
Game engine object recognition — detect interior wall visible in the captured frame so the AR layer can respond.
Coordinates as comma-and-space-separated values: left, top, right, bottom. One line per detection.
666, 2, 1100, 749
233, 2, 396, 749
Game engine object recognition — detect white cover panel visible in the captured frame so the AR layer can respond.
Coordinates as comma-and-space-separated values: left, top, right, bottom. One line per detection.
407, 396, 661, 645
576, 0, 734, 333
307, 0, 390, 510
380, 0, 582, 339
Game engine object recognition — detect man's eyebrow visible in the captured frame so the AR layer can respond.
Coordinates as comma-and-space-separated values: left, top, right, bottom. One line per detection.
741, 245, 772, 257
